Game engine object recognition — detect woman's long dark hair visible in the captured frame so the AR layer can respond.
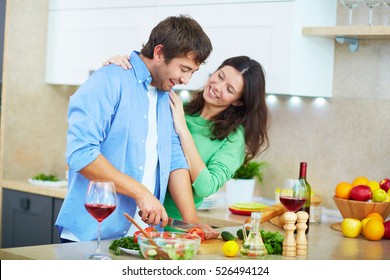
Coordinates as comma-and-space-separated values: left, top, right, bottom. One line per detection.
185, 56, 269, 162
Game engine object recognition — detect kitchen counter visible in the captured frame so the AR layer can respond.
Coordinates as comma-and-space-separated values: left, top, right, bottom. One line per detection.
1, 214, 389, 260
0, 180, 67, 199
0, 183, 389, 260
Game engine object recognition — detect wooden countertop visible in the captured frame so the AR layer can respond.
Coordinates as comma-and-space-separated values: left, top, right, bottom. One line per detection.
0, 180, 67, 199
1, 217, 389, 260
1, 181, 389, 260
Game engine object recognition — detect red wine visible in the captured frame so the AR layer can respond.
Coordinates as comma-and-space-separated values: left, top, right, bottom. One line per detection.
279, 196, 307, 212
85, 203, 116, 222
298, 162, 311, 234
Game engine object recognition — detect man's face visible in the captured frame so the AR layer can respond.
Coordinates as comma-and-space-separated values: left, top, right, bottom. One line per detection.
150, 48, 200, 92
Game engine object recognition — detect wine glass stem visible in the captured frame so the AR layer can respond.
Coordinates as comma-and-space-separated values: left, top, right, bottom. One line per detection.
368, 8, 373, 26
96, 222, 102, 255
348, 8, 353, 26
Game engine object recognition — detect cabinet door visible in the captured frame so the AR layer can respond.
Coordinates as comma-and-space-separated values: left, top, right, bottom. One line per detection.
52, 198, 63, 244
2, 189, 53, 248
45, 0, 336, 97
155, 2, 295, 94
45, 4, 155, 85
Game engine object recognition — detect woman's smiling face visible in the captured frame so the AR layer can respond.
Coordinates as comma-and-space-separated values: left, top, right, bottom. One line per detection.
203, 65, 244, 110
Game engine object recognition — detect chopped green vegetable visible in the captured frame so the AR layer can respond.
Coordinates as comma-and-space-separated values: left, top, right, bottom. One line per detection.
260, 229, 284, 255
32, 173, 60, 181
109, 236, 140, 256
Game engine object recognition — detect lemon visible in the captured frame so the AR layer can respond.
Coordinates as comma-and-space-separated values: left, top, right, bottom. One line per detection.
341, 218, 362, 238
367, 180, 380, 193
361, 217, 372, 230
222, 240, 239, 257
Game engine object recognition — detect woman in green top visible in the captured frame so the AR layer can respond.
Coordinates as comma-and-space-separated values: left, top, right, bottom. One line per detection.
104, 55, 269, 224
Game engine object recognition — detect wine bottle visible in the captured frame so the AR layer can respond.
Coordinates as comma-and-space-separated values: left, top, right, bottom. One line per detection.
298, 162, 311, 234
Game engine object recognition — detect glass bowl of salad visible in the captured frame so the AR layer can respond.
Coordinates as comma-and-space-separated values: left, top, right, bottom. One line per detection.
138, 231, 201, 260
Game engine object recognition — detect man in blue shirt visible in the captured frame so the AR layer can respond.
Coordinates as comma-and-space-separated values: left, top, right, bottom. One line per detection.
55, 15, 212, 242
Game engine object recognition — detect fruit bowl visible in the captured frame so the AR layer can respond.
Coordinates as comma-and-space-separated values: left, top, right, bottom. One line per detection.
137, 231, 201, 260
333, 196, 390, 220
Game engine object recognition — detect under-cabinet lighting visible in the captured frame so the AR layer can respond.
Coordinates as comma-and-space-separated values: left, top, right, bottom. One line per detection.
266, 94, 278, 104
179, 90, 191, 102
313, 97, 327, 107
289, 96, 302, 105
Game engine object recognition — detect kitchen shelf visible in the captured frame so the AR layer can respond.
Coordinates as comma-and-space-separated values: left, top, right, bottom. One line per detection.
302, 26, 390, 39
302, 26, 390, 52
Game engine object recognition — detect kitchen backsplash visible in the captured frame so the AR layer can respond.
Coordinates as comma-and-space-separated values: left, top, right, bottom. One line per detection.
1, 1, 389, 211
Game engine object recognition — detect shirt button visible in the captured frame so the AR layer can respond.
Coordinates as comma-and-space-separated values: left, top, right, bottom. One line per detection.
138, 80, 142, 83
139, 166, 143, 170
144, 115, 147, 119
142, 139, 145, 143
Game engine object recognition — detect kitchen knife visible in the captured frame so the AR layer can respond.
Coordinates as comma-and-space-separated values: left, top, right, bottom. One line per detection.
138, 210, 197, 232
167, 218, 198, 232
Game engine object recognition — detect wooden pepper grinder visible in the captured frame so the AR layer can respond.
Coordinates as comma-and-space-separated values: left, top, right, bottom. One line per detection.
296, 211, 309, 256
282, 211, 297, 257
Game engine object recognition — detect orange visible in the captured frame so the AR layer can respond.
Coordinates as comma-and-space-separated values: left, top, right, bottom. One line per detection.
335, 182, 353, 199
365, 212, 384, 223
352, 176, 369, 187
362, 219, 385, 241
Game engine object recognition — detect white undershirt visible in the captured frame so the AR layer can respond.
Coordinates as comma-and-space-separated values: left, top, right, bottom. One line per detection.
127, 85, 158, 236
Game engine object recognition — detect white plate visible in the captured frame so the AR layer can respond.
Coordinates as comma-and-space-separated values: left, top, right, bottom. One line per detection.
198, 204, 218, 210
28, 178, 68, 188
119, 247, 141, 257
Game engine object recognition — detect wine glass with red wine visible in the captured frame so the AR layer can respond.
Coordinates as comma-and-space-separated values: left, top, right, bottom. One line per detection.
279, 179, 307, 212
85, 180, 117, 260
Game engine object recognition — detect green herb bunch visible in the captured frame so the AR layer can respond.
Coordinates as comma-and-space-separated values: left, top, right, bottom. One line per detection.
260, 229, 284, 255
232, 161, 269, 182
32, 173, 59, 181
109, 236, 140, 256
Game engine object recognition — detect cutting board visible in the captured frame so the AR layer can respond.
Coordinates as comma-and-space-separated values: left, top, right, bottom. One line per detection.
198, 238, 243, 255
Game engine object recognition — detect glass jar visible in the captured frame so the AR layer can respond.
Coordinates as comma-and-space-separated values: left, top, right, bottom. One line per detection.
309, 196, 322, 224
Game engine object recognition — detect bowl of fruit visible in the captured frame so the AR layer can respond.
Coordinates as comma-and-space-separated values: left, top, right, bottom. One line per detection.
137, 231, 201, 260
333, 177, 390, 220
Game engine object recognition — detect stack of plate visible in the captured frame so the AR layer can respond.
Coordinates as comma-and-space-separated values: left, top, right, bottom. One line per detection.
228, 202, 267, 216
198, 194, 219, 210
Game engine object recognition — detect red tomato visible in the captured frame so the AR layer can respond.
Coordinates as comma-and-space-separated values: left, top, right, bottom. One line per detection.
133, 230, 142, 243
144, 226, 156, 232
188, 226, 205, 240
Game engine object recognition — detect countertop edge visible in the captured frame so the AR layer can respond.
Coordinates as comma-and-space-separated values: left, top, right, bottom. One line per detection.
0, 180, 67, 199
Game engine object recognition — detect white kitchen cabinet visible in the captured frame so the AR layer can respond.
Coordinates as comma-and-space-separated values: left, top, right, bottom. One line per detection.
45, 0, 337, 97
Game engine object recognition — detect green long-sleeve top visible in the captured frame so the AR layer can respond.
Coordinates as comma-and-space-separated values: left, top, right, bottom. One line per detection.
164, 114, 245, 220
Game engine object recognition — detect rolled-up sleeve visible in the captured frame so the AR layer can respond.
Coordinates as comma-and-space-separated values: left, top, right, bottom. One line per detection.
66, 71, 118, 172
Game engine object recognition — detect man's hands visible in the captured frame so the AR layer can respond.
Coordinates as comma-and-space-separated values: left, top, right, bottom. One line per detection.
135, 190, 168, 227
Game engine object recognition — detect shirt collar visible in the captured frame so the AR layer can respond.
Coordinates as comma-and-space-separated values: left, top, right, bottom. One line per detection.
130, 51, 152, 87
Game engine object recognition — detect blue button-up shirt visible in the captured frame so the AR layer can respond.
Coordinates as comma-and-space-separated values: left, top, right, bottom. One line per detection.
55, 51, 188, 241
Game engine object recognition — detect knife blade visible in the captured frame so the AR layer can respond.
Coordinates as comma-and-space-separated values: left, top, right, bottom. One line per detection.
138, 210, 197, 232
167, 218, 198, 232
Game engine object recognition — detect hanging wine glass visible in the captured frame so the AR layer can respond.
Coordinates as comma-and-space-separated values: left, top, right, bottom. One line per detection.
383, 0, 390, 25
361, 0, 382, 25
339, 0, 362, 26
